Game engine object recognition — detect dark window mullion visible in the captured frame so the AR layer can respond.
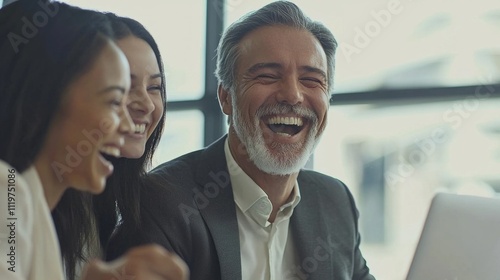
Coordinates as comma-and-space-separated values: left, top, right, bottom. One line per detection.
203, 0, 225, 146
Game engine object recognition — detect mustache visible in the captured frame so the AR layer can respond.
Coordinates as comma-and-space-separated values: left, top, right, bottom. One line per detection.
255, 103, 317, 122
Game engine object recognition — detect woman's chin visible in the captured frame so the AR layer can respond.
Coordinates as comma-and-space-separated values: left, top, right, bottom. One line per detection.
121, 146, 145, 159
87, 179, 107, 194
70, 178, 106, 194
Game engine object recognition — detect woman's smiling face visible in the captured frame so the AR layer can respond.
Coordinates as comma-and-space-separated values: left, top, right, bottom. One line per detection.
40, 41, 133, 194
116, 35, 164, 159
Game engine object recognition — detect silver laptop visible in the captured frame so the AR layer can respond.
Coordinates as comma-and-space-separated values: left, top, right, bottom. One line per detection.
406, 192, 500, 280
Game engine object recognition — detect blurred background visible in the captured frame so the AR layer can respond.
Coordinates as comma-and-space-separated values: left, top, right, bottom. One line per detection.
3, 0, 499, 278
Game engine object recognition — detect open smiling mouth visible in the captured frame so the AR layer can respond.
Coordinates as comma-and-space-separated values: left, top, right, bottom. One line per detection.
97, 146, 122, 176
99, 146, 121, 168
134, 123, 146, 134
266, 116, 305, 137
99, 146, 121, 158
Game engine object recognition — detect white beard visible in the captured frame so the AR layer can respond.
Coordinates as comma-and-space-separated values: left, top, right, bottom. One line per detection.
231, 101, 321, 176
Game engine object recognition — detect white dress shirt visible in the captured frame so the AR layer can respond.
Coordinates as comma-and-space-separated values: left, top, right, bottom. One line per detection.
224, 140, 301, 280
0, 160, 65, 280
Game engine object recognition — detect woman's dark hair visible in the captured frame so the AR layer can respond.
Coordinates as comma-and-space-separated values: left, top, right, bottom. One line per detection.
95, 12, 167, 251
0, 2, 120, 279
0, 0, 114, 171
51, 13, 167, 280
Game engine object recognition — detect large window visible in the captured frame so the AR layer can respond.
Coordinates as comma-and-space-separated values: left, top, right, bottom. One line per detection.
226, 0, 500, 93
315, 93, 500, 279
64, 0, 207, 101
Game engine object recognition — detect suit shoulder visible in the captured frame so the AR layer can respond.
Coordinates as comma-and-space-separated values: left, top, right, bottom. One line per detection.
139, 150, 203, 213
145, 149, 203, 190
298, 169, 359, 211
151, 149, 202, 176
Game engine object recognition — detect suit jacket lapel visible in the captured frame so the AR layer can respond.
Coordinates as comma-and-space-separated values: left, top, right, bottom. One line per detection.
291, 173, 333, 280
194, 136, 242, 280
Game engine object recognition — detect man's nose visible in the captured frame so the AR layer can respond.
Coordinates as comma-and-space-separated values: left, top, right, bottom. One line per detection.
276, 78, 304, 105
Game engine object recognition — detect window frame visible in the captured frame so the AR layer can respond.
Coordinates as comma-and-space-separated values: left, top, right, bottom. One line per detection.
163, 0, 500, 147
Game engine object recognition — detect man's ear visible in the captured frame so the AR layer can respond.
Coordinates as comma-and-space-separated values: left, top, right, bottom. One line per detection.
218, 84, 232, 116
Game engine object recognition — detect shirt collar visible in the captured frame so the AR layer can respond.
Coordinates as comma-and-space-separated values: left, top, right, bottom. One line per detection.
224, 138, 301, 227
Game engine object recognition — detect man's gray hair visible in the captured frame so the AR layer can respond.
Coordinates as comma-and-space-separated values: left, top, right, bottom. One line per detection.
215, 1, 338, 95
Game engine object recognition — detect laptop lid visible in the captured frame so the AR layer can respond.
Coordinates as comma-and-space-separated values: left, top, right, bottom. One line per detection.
406, 192, 500, 280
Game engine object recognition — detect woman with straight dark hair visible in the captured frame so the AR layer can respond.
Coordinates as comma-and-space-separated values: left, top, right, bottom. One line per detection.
0, 1, 187, 280
52, 12, 175, 280
0, 1, 130, 279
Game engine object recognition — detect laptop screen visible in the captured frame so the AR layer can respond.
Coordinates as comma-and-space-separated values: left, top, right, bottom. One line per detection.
406, 193, 500, 280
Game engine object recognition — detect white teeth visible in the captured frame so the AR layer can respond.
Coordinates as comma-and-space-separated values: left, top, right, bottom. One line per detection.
99, 146, 121, 157
267, 116, 303, 126
134, 123, 146, 134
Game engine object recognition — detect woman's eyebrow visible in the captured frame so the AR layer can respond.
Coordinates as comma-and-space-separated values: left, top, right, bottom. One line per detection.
150, 73, 162, 80
98, 86, 126, 95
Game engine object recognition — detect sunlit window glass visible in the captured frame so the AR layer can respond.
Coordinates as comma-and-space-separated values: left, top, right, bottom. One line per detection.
62, 0, 206, 101
152, 110, 204, 168
314, 94, 500, 279
226, 0, 500, 93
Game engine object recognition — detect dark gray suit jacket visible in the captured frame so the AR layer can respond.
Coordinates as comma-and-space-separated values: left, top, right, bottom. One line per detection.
106, 136, 375, 280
